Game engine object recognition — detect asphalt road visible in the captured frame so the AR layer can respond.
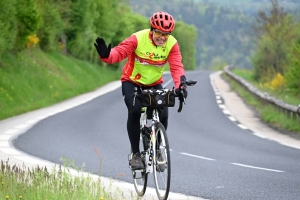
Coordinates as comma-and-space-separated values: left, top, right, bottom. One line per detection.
13, 71, 300, 200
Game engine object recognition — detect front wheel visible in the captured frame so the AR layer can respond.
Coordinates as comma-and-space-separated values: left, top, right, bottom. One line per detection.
153, 122, 171, 200
131, 133, 148, 196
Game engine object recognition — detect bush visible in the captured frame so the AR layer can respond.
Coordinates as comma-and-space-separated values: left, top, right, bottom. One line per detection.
37, 0, 66, 51
14, 0, 41, 51
285, 43, 300, 96
0, 0, 17, 56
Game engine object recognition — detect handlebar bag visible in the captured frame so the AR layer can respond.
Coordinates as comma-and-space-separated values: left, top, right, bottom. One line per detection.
139, 88, 175, 107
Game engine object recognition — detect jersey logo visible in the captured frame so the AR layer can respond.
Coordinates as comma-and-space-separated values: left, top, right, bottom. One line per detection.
139, 51, 167, 60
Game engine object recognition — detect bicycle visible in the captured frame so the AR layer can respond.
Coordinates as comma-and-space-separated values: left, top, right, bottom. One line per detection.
129, 79, 197, 200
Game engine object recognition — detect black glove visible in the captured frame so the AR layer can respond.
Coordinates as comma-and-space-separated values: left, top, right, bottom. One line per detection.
179, 75, 187, 88
94, 37, 111, 58
175, 75, 188, 99
175, 87, 188, 99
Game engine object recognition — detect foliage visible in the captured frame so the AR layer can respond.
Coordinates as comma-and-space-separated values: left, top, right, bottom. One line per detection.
252, 0, 299, 81
14, 0, 41, 51
0, 0, 17, 55
111, 7, 148, 47
285, 42, 300, 96
0, 159, 124, 200
0, 0, 199, 120
0, 48, 120, 120
223, 72, 300, 134
232, 68, 300, 107
172, 22, 197, 70
26, 34, 40, 48
109, 5, 148, 69
66, 0, 99, 62
37, 0, 67, 51
130, 0, 255, 69
263, 73, 285, 90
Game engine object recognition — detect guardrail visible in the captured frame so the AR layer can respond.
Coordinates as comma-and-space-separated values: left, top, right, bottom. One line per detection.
223, 65, 300, 123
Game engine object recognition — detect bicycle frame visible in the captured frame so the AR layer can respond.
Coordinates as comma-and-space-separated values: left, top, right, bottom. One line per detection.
140, 107, 160, 174
130, 79, 197, 199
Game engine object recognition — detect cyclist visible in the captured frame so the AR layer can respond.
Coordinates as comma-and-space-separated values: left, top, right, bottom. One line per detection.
94, 11, 188, 170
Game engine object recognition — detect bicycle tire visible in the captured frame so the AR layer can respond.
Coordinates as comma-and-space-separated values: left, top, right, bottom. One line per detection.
131, 133, 148, 196
152, 122, 171, 200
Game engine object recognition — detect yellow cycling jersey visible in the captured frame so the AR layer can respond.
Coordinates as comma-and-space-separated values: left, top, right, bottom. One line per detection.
129, 29, 177, 85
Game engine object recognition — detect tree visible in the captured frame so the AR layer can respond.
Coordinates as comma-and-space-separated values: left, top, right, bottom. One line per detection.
172, 22, 197, 70
0, 0, 17, 56
285, 39, 300, 96
15, 0, 41, 51
37, 0, 68, 51
252, 0, 299, 81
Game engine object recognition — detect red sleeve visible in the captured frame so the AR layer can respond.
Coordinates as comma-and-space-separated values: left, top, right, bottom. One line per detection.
100, 35, 138, 63
168, 42, 186, 88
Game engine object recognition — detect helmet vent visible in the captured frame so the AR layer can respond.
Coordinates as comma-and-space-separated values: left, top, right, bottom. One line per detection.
160, 21, 164, 28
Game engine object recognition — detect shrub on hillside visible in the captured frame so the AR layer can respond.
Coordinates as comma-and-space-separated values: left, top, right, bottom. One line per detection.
285, 43, 300, 96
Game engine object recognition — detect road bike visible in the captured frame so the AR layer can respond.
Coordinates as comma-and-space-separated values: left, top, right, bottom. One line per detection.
129, 79, 197, 200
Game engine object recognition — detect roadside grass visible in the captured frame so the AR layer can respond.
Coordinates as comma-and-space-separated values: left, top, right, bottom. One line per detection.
0, 48, 121, 120
231, 68, 300, 105
0, 48, 131, 199
0, 158, 131, 200
222, 71, 300, 134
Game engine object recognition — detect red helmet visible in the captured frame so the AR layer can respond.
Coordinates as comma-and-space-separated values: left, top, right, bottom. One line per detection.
150, 12, 175, 32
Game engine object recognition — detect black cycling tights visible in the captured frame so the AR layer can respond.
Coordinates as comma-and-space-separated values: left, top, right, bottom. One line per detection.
122, 81, 168, 154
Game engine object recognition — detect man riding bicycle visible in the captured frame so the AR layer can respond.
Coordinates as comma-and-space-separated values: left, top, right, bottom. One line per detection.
94, 11, 188, 170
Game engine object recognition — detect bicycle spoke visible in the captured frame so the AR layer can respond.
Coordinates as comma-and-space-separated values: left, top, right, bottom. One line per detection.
131, 135, 148, 196
153, 122, 171, 200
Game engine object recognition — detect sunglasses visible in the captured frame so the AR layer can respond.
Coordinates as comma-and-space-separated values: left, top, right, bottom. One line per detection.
153, 29, 171, 38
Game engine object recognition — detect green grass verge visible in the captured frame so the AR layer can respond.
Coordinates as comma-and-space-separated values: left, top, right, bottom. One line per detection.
0, 48, 149, 199
231, 68, 300, 105
0, 158, 132, 200
0, 48, 121, 120
222, 72, 300, 134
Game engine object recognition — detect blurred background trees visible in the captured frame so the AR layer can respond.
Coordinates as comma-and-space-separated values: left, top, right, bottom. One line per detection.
251, 0, 300, 95
0, 0, 197, 70
0, 0, 299, 92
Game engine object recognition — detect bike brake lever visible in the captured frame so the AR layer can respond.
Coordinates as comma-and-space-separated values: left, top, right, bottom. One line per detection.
186, 80, 197, 86
180, 90, 186, 104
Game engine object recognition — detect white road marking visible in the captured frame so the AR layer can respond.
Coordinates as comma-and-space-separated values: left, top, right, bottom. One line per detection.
231, 163, 284, 173
0, 148, 22, 155
0, 135, 13, 140
4, 129, 18, 134
178, 152, 285, 173
0, 141, 10, 147
181, 152, 215, 161
228, 116, 237, 121
252, 132, 267, 139
26, 119, 40, 124
217, 100, 222, 104
15, 123, 31, 129
218, 105, 226, 109
13, 155, 52, 165
222, 109, 231, 115
237, 124, 248, 129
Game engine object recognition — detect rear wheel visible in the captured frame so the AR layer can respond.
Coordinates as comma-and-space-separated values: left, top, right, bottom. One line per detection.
153, 122, 171, 200
131, 133, 148, 196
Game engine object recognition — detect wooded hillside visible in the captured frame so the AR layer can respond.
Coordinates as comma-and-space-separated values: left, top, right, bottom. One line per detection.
130, 0, 300, 69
